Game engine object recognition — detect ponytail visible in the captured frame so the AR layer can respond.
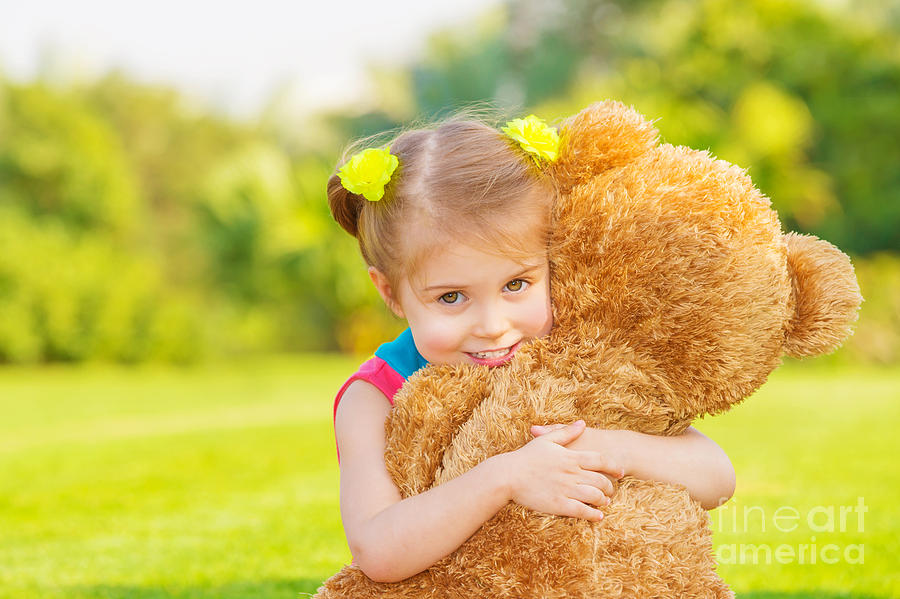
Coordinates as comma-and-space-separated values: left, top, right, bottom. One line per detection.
327, 173, 364, 237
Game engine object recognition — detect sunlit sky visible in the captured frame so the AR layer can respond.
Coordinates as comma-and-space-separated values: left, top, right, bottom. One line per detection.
0, 0, 500, 118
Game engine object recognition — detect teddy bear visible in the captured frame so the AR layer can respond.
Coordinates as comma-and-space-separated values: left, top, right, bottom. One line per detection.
315, 101, 861, 598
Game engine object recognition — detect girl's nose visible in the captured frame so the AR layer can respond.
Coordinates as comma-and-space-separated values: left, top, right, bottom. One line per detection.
474, 303, 509, 340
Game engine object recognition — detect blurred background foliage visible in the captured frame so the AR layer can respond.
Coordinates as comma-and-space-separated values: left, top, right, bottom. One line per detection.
0, 0, 898, 365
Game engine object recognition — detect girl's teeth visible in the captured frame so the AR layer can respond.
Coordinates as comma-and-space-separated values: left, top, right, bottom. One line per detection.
472, 347, 511, 359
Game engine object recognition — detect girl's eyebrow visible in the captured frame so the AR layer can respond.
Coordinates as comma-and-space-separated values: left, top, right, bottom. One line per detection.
420, 265, 542, 292
421, 282, 468, 292
509, 265, 542, 279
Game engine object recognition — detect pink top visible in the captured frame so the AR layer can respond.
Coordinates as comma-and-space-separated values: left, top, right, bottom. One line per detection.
332, 356, 406, 461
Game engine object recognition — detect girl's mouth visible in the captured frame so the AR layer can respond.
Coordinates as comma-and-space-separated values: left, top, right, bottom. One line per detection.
465, 341, 521, 366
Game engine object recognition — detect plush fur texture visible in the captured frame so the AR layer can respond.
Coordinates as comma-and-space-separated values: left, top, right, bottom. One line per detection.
315, 101, 862, 598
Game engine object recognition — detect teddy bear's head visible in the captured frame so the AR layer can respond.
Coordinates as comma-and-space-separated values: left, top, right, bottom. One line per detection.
541, 101, 861, 424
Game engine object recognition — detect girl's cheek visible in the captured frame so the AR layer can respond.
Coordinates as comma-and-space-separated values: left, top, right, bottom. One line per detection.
537, 305, 553, 336
420, 317, 466, 352
536, 307, 554, 336
525, 286, 553, 335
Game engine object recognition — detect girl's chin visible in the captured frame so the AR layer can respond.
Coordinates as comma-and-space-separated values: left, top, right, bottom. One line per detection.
464, 341, 521, 367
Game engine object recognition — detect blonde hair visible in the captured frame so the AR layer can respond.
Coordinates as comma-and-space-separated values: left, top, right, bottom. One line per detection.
327, 111, 556, 289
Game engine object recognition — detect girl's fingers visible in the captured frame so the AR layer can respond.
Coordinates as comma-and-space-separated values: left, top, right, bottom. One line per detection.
578, 470, 616, 497
577, 451, 625, 479
562, 498, 604, 522
540, 420, 586, 445
571, 483, 610, 507
530, 423, 567, 436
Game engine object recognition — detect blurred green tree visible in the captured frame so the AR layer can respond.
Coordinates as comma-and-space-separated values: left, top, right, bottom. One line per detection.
0, 82, 140, 237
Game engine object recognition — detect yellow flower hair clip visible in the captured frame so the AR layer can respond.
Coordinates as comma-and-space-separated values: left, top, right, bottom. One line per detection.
501, 114, 560, 163
338, 146, 399, 202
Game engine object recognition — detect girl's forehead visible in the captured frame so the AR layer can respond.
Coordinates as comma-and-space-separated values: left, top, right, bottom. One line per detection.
427, 242, 546, 268
407, 240, 548, 290
396, 200, 552, 288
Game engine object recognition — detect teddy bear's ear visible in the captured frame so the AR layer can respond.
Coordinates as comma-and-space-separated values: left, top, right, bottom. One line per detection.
783, 232, 862, 358
549, 100, 659, 193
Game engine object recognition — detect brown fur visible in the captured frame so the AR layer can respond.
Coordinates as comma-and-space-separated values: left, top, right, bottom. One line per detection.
315, 101, 862, 598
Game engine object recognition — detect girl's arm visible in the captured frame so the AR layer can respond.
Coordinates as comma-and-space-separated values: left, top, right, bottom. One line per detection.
531, 425, 735, 510
336, 380, 622, 583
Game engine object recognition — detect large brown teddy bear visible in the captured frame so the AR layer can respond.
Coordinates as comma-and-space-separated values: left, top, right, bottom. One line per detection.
316, 101, 861, 598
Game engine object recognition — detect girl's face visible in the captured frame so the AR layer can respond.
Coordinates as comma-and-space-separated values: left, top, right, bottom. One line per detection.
370, 242, 553, 366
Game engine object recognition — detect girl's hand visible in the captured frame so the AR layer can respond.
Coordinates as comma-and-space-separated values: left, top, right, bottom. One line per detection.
533, 424, 736, 510
503, 420, 623, 521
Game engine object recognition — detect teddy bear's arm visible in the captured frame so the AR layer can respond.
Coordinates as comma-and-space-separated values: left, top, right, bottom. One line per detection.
383, 363, 492, 497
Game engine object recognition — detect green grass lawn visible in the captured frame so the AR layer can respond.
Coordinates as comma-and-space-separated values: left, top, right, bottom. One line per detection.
0, 356, 897, 598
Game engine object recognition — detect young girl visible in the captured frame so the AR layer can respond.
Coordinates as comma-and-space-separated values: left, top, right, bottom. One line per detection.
327, 115, 736, 584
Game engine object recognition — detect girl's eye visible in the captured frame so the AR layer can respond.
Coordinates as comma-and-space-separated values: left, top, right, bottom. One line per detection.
439, 291, 463, 305
505, 279, 528, 292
